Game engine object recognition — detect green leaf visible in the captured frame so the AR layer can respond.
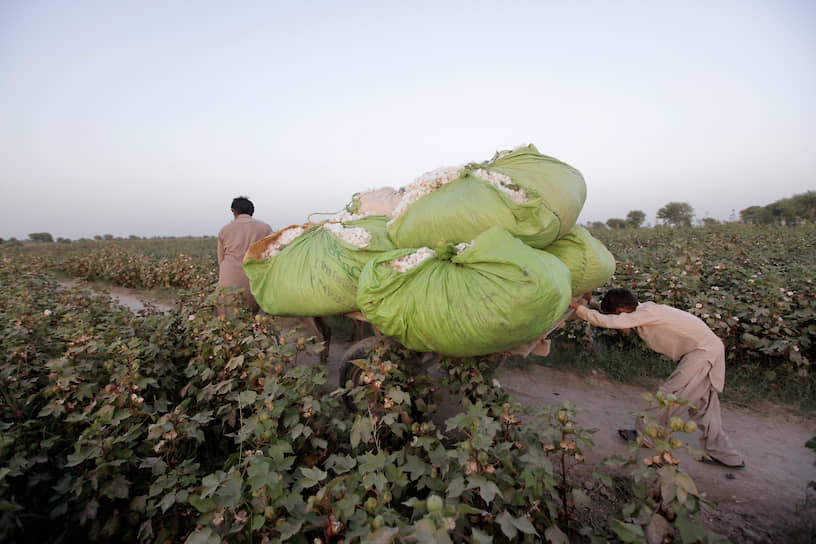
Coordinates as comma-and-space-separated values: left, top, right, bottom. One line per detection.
238, 390, 256, 407
611, 520, 645, 543
446, 476, 466, 498
226, 355, 244, 370
276, 520, 303, 541
675, 513, 705, 543
571, 488, 592, 509
544, 525, 570, 544
513, 515, 536, 535
404, 454, 427, 481
471, 527, 493, 544
496, 511, 516, 539
158, 491, 177, 513
184, 526, 221, 544
299, 466, 327, 488
214, 473, 242, 508
467, 475, 502, 504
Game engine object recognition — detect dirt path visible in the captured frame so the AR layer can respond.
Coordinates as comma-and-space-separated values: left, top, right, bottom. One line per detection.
496, 365, 816, 543
314, 335, 815, 543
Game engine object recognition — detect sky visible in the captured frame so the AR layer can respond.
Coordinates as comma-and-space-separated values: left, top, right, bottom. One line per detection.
1, 0, 814, 240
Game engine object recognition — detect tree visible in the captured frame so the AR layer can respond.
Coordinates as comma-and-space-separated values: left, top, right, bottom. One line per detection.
28, 232, 54, 243
586, 221, 608, 232
606, 218, 628, 229
656, 202, 694, 227
701, 217, 720, 227
626, 210, 646, 228
740, 191, 816, 225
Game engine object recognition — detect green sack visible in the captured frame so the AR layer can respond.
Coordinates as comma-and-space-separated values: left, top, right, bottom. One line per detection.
541, 226, 616, 296
357, 226, 572, 357
386, 144, 586, 249
243, 216, 395, 316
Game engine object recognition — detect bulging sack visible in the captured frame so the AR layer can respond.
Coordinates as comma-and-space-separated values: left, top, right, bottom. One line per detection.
386, 144, 586, 249
356, 226, 572, 357
541, 226, 616, 296
243, 216, 395, 316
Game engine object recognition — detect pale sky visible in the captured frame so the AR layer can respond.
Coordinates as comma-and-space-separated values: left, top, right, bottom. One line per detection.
1, 1, 814, 240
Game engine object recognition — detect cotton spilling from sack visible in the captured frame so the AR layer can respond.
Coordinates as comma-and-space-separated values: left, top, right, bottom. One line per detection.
455, 242, 473, 254
260, 226, 305, 259
388, 247, 436, 273
472, 168, 528, 204
243, 216, 395, 316
386, 144, 586, 249
389, 166, 465, 222
357, 226, 572, 357
323, 222, 372, 248
326, 210, 372, 223
243, 143, 614, 359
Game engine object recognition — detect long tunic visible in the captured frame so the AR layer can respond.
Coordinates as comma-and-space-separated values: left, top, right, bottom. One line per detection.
574, 301, 743, 465
217, 214, 273, 305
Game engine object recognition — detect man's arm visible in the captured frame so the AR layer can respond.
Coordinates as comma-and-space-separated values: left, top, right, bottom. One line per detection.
217, 234, 225, 265
569, 303, 651, 330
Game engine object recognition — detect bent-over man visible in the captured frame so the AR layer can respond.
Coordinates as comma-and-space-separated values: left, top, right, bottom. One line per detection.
570, 288, 744, 468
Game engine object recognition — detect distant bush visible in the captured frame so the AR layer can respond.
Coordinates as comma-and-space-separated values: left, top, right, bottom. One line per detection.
28, 232, 54, 243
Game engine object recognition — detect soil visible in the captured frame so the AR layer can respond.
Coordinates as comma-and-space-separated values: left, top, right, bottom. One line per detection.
69, 285, 816, 543
317, 334, 816, 544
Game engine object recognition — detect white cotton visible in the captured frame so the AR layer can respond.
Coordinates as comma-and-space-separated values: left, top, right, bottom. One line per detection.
323, 223, 372, 248
388, 166, 464, 223
261, 226, 305, 258
327, 210, 371, 223
455, 242, 473, 254
389, 247, 436, 273
472, 168, 528, 204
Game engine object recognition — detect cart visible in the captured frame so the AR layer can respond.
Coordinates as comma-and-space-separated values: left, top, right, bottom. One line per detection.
334, 306, 577, 391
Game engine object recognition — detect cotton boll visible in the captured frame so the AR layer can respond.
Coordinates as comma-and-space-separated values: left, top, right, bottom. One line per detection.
261, 226, 305, 258
455, 242, 473, 254
323, 223, 372, 248
327, 210, 371, 223
472, 169, 528, 203
388, 166, 464, 223
389, 247, 436, 272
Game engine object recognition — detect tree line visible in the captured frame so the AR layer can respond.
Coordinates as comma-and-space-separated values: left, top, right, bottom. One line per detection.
3, 192, 813, 244
589, 191, 814, 230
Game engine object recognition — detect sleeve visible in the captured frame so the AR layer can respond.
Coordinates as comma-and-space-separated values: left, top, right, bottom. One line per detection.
573, 304, 654, 329
217, 232, 225, 265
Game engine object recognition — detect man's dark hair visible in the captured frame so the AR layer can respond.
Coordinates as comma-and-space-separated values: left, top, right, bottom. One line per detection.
231, 196, 254, 216
600, 288, 639, 314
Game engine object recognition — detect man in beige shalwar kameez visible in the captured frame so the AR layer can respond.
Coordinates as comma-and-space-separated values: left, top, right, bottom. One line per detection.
570, 288, 745, 468
217, 196, 273, 314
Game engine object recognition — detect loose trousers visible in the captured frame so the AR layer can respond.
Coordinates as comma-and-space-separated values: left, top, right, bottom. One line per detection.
636, 349, 743, 466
